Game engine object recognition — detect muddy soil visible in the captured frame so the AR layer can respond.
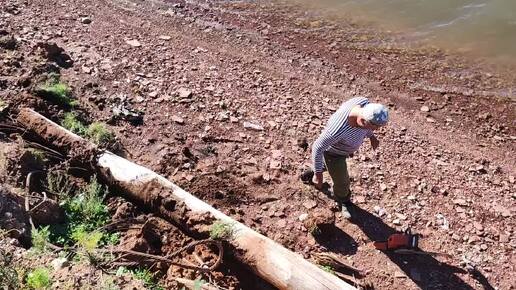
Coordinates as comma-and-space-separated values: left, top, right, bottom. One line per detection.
1, 0, 515, 289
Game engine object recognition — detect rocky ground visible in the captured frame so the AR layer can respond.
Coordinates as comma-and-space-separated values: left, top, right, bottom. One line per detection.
1, 0, 515, 289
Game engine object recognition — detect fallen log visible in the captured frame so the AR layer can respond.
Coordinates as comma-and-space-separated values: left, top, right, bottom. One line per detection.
17, 108, 356, 290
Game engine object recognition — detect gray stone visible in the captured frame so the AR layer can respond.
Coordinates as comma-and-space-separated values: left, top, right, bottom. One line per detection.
51, 257, 69, 271
80, 17, 92, 24
126, 39, 141, 47
243, 121, 264, 131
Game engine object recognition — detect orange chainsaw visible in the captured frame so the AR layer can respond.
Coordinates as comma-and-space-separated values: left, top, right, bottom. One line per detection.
373, 229, 452, 257
373, 229, 419, 251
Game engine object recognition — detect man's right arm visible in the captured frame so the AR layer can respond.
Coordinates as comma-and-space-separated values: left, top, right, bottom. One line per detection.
311, 132, 338, 189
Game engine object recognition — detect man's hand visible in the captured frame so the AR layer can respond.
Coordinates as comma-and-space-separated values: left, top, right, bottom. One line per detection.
370, 135, 380, 150
314, 172, 324, 190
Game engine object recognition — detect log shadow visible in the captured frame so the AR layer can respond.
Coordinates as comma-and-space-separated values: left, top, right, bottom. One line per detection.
351, 205, 495, 290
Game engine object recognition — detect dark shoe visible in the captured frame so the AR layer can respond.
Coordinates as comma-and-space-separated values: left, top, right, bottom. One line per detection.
300, 168, 314, 184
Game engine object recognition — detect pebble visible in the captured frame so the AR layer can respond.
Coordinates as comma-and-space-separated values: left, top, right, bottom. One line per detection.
126, 39, 142, 47
298, 213, 309, 221
373, 205, 386, 217
51, 257, 69, 271
395, 213, 407, 220
171, 115, 184, 124
243, 121, 264, 131
420, 106, 430, 112
81, 66, 91, 74
453, 198, 468, 207
302, 200, 317, 209
473, 221, 484, 231
80, 17, 92, 24
177, 88, 192, 99
499, 234, 509, 243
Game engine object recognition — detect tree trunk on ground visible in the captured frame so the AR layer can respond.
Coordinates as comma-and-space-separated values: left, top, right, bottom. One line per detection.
17, 108, 356, 290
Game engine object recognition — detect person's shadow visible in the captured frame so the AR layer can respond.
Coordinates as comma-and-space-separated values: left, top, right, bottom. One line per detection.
350, 205, 495, 290
314, 224, 358, 256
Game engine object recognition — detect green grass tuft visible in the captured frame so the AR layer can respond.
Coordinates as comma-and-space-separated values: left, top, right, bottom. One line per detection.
86, 122, 115, 145
71, 226, 103, 252
31, 226, 50, 253
39, 81, 77, 107
209, 221, 234, 240
26, 267, 51, 290
61, 112, 87, 136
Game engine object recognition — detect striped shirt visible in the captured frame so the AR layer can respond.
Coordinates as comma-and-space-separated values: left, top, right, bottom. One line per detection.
312, 97, 373, 173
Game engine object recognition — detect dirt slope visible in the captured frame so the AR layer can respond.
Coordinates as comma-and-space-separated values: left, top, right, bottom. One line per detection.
1, 0, 515, 289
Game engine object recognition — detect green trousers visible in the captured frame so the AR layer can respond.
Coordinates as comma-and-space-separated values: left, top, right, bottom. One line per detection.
323, 151, 351, 201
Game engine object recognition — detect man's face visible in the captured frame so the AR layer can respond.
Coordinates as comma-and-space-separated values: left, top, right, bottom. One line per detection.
357, 117, 381, 130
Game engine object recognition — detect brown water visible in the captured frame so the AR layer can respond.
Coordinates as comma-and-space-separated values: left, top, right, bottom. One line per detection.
295, 0, 516, 61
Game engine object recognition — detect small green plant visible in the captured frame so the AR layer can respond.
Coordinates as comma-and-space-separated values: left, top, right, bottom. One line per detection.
63, 176, 109, 231
61, 112, 87, 136
38, 80, 77, 107
46, 171, 75, 198
26, 267, 51, 289
105, 232, 120, 246
71, 226, 103, 252
209, 221, 234, 240
31, 226, 50, 252
320, 265, 335, 275
86, 122, 114, 145
133, 268, 153, 285
131, 268, 163, 290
